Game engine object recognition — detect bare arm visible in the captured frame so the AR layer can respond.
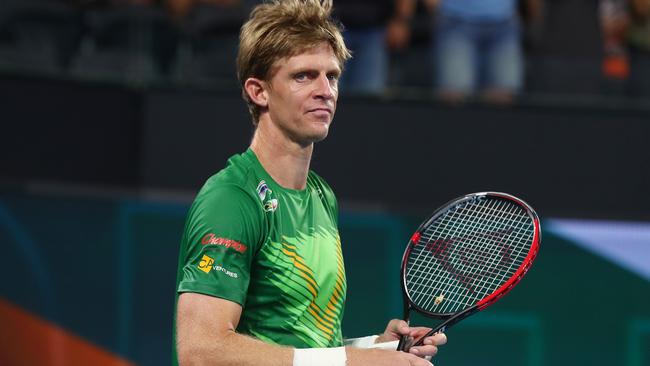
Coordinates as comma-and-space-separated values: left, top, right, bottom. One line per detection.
177, 293, 435, 366
176, 292, 293, 366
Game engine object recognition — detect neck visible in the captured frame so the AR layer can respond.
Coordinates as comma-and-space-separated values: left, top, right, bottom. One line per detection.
250, 118, 313, 190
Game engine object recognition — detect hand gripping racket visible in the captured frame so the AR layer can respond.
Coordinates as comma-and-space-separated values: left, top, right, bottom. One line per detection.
397, 192, 541, 351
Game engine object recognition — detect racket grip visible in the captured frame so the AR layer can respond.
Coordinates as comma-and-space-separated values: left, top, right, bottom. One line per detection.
396, 334, 411, 352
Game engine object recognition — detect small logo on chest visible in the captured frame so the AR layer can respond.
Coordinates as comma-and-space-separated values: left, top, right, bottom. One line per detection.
257, 180, 279, 212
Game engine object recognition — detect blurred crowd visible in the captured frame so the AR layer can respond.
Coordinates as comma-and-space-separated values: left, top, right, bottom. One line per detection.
0, 0, 648, 102
600, 0, 650, 97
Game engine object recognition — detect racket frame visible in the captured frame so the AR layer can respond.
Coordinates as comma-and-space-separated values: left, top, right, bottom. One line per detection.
397, 192, 541, 351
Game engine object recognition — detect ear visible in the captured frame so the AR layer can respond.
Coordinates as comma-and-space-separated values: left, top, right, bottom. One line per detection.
244, 77, 269, 108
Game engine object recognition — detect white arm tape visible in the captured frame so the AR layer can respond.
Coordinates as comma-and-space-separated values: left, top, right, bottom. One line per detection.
367, 340, 399, 350
345, 335, 398, 350
293, 346, 347, 366
345, 335, 379, 348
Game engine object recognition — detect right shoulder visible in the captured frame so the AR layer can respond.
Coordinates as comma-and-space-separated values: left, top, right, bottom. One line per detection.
195, 151, 263, 209
184, 152, 270, 250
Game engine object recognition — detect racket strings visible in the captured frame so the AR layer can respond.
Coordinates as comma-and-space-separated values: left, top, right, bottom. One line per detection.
409, 199, 515, 289
409, 199, 518, 311
405, 197, 535, 314
416, 200, 533, 312
409, 208, 525, 312
413, 200, 533, 312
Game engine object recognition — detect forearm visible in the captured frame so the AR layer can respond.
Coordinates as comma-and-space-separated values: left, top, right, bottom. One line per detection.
179, 332, 404, 366
178, 329, 293, 366
179, 329, 433, 366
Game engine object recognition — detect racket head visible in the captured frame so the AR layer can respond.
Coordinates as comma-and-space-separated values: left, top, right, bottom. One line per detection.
400, 192, 540, 319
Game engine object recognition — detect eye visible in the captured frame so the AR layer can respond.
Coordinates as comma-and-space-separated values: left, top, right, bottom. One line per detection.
294, 72, 308, 82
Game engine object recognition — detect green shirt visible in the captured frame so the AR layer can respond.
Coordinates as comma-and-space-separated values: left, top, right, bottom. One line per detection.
176, 148, 346, 351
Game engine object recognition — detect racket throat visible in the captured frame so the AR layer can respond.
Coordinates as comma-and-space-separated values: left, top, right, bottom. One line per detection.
412, 306, 480, 348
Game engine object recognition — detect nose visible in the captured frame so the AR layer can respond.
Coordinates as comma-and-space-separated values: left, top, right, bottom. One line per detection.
314, 74, 335, 100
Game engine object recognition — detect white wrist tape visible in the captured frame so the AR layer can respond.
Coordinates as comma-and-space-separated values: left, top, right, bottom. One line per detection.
345, 335, 379, 349
293, 346, 347, 366
345, 335, 398, 350
367, 340, 399, 350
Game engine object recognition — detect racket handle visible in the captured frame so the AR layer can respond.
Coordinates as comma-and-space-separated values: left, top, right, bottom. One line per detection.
411, 306, 481, 347
396, 334, 411, 351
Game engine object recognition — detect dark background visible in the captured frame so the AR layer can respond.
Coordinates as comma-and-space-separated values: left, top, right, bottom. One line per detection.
2, 77, 649, 220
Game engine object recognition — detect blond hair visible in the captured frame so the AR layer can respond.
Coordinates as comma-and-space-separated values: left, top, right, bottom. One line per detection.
237, 0, 351, 125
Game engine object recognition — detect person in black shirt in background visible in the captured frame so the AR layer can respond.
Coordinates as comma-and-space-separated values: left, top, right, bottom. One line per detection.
333, 0, 415, 94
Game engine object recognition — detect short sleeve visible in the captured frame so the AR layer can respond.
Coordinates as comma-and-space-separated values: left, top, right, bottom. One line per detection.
177, 184, 264, 305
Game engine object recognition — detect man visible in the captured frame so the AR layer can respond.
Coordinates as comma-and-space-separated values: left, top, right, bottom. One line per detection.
174, 1, 447, 365
333, 0, 416, 94
428, 0, 543, 104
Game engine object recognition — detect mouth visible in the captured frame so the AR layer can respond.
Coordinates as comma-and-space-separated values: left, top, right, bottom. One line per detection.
308, 105, 333, 113
307, 108, 333, 118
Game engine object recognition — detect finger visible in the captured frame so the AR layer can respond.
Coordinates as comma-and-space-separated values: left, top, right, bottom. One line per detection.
388, 319, 410, 335
408, 327, 433, 338
409, 345, 438, 358
421, 333, 447, 346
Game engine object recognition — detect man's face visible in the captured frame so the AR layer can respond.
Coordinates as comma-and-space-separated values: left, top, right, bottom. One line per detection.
264, 42, 341, 146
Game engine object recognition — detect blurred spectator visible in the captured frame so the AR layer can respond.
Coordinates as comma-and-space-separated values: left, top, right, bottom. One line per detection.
0, 0, 81, 75
166, 0, 243, 20
69, 0, 177, 84
627, 0, 650, 96
427, 0, 543, 105
167, 0, 249, 87
525, 0, 603, 96
599, 0, 650, 97
334, 0, 416, 94
599, 0, 630, 87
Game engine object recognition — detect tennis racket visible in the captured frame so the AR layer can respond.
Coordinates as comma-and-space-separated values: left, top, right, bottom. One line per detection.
397, 192, 541, 351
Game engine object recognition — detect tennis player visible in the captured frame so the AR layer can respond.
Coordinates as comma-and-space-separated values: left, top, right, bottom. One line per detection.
174, 1, 447, 365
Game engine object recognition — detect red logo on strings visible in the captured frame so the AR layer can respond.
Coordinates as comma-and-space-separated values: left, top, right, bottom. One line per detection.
422, 228, 514, 293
